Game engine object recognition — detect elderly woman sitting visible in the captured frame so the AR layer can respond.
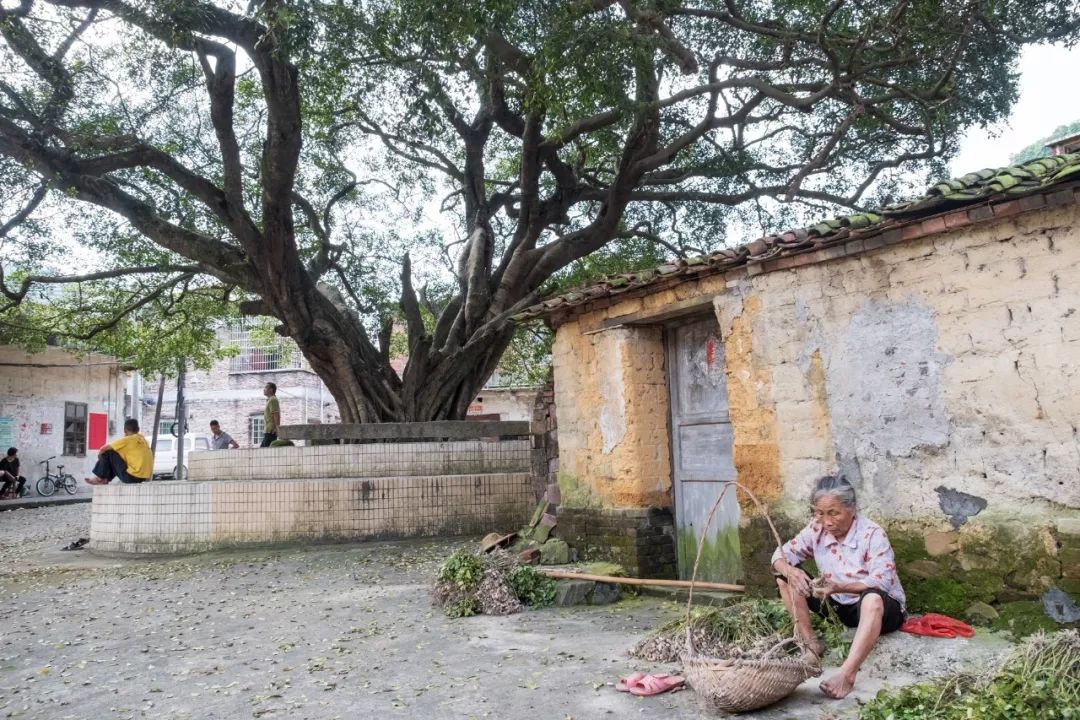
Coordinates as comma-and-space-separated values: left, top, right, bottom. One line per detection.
772, 475, 906, 699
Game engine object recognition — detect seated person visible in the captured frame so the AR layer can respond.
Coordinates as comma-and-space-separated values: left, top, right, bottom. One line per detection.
209, 420, 239, 449
85, 419, 153, 485
772, 475, 906, 700
0, 447, 27, 497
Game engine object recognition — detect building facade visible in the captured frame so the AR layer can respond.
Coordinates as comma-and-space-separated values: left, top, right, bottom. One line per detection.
523, 152, 1080, 619
140, 323, 339, 449
0, 345, 132, 481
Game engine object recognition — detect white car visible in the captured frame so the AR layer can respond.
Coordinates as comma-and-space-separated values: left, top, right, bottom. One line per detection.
152, 435, 210, 480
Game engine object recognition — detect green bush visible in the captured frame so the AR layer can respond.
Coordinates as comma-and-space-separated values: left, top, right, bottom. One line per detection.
437, 549, 486, 591
507, 566, 557, 608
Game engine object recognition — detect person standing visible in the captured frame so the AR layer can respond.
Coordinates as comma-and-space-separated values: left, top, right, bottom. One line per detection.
0, 447, 27, 498
261, 382, 281, 447
85, 419, 153, 485
209, 420, 240, 449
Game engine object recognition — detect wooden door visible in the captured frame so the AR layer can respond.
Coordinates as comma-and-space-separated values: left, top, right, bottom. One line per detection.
668, 317, 741, 582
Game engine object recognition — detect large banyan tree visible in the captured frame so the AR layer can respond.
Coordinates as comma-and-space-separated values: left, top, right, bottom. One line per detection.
0, 0, 1077, 420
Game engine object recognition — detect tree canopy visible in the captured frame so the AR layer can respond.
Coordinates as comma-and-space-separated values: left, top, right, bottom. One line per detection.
1, 0, 1078, 420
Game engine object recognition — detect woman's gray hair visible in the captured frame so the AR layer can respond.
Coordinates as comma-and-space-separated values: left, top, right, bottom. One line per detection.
810, 475, 857, 509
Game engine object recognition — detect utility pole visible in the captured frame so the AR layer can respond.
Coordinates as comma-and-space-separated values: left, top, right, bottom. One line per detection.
175, 360, 186, 480
150, 374, 165, 454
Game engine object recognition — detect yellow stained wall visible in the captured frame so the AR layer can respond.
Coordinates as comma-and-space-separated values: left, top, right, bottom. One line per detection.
553, 201, 1080, 521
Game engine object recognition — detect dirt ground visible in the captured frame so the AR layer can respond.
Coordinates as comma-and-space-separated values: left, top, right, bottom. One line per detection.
0, 504, 1013, 720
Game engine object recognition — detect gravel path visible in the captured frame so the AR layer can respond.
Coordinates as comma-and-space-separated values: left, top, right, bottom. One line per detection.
0, 505, 1012, 720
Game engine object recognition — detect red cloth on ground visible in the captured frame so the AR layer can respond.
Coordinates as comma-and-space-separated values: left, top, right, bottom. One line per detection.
900, 613, 974, 638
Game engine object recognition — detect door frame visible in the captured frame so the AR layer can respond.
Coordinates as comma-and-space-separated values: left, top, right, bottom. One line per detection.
664, 312, 741, 581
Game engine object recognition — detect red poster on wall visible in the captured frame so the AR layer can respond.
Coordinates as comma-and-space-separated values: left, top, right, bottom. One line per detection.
88, 413, 108, 451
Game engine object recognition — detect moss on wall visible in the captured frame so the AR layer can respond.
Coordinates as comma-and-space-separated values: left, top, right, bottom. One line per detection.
676, 525, 741, 583
558, 472, 598, 509
739, 509, 1077, 627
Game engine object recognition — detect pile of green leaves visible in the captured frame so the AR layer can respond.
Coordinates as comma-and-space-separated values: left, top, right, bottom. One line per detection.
506, 566, 557, 608
860, 630, 1080, 720
432, 549, 556, 618
633, 598, 850, 663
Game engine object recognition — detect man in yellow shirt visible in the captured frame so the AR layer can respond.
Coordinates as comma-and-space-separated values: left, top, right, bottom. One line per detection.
85, 419, 154, 485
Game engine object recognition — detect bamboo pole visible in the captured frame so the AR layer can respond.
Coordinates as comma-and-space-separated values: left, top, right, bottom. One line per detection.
541, 569, 745, 593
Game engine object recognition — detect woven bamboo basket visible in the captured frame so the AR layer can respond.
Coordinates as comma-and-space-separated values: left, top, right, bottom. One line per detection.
681, 481, 821, 713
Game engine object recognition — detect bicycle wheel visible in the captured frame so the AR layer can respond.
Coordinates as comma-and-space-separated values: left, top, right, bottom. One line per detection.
63, 474, 78, 494
36, 475, 56, 496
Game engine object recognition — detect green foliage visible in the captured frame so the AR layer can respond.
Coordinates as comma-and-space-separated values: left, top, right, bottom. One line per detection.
860, 631, 1080, 720
437, 549, 486, 591
506, 566, 557, 608
444, 597, 479, 619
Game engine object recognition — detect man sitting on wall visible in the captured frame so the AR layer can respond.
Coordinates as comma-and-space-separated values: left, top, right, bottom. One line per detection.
84, 419, 153, 485
209, 420, 240, 449
0, 447, 27, 498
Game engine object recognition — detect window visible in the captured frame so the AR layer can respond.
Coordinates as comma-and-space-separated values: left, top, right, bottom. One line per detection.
63, 402, 87, 457
223, 321, 304, 373
156, 438, 174, 453
249, 416, 265, 446
158, 419, 175, 437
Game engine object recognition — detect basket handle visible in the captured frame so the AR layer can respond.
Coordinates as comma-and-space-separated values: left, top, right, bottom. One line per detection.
683, 481, 805, 656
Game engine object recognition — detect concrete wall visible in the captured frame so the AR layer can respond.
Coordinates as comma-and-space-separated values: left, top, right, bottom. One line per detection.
468, 387, 539, 422
188, 440, 532, 481
90, 473, 534, 554
0, 346, 130, 479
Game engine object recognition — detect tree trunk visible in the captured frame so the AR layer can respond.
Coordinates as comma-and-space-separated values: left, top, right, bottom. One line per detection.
293, 296, 516, 422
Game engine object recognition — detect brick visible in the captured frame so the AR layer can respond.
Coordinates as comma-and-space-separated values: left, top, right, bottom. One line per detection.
1018, 194, 1047, 212
921, 216, 948, 235
993, 200, 1021, 218
967, 205, 995, 222
943, 210, 972, 229
901, 224, 925, 241
1047, 189, 1076, 206
862, 235, 887, 251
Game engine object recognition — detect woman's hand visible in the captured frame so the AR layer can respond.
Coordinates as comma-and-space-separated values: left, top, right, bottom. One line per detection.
785, 567, 812, 597
812, 579, 840, 599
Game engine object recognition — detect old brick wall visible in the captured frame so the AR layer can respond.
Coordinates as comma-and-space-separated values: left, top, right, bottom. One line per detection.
551, 200, 1080, 601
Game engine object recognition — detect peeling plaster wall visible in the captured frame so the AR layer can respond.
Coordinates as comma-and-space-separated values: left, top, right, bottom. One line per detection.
555, 201, 1080, 526
715, 201, 1080, 522
552, 311, 684, 508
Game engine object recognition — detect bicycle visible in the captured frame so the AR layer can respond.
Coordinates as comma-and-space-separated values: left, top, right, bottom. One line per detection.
36, 456, 78, 496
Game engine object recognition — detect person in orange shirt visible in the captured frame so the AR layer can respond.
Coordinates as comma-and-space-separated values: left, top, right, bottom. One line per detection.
85, 419, 154, 485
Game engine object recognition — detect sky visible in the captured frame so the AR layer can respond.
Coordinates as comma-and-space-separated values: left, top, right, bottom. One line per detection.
950, 43, 1080, 174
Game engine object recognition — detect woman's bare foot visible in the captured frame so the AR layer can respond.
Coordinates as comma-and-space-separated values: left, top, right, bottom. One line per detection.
820, 669, 857, 699
85, 477, 109, 485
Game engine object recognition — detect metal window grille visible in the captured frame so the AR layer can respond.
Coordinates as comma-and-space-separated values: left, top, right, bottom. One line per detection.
63, 401, 87, 457
248, 416, 265, 446
222, 321, 305, 373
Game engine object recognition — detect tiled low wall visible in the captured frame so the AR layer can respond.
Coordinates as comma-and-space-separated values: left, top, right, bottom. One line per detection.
90, 473, 533, 555
188, 440, 531, 481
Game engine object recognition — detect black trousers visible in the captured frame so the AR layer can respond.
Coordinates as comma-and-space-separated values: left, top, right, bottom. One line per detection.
260, 432, 278, 448
780, 567, 905, 634
1, 474, 26, 495
92, 450, 146, 484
